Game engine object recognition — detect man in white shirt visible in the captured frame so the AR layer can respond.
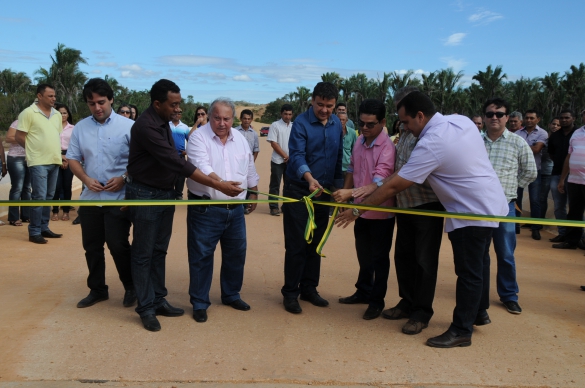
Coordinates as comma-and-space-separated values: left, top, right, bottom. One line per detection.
186, 98, 260, 324
267, 104, 293, 216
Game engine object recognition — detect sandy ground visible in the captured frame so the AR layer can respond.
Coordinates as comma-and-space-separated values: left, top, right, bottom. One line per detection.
1, 126, 585, 388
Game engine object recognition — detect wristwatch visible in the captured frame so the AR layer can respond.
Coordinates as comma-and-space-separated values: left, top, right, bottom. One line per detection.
121, 173, 128, 183
352, 208, 360, 217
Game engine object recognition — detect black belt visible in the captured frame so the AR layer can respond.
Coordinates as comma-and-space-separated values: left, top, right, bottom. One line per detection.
190, 193, 242, 210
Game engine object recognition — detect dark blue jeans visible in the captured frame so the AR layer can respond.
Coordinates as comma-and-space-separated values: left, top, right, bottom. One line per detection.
125, 180, 175, 317
187, 192, 246, 310
448, 226, 493, 337
52, 164, 74, 213
353, 217, 395, 309
6, 155, 31, 222
269, 162, 287, 210
28, 164, 59, 236
516, 171, 541, 231
550, 175, 568, 236
489, 202, 519, 303
281, 180, 330, 299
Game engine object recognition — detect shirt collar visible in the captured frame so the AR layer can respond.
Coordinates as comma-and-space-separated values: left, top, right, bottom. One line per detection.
91, 109, 115, 125
308, 106, 334, 126
32, 103, 57, 118
419, 113, 442, 139
279, 118, 292, 127
360, 135, 379, 148
237, 125, 254, 132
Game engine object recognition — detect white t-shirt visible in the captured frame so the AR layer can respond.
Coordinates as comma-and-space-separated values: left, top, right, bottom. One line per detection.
266, 118, 292, 164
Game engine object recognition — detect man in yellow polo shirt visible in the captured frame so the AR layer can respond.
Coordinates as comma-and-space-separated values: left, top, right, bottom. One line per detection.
16, 84, 64, 244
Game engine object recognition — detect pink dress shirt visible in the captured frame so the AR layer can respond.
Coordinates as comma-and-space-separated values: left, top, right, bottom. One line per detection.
60, 123, 74, 150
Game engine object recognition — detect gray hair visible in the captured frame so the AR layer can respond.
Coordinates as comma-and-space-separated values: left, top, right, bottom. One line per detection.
393, 86, 420, 104
509, 111, 523, 121
209, 97, 236, 118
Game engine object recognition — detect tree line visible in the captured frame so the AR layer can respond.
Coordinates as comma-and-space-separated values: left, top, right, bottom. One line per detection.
261, 65, 585, 129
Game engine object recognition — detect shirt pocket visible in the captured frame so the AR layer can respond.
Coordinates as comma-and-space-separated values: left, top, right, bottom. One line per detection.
233, 153, 248, 180
104, 134, 128, 159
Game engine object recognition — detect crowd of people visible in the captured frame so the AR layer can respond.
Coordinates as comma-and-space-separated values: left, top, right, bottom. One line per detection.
2, 77, 585, 349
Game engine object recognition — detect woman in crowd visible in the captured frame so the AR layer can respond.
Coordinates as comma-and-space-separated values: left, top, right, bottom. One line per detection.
193, 106, 208, 128
129, 104, 139, 120
51, 103, 75, 221
117, 104, 132, 119
5, 120, 31, 226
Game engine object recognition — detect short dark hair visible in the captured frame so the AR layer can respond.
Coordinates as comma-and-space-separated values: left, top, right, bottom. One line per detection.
359, 99, 386, 122
483, 98, 510, 115
335, 102, 347, 110
312, 82, 338, 101
560, 109, 575, 118
281, 103, 293, 113
240, 109, 253, 119
36, 83, 55, 95
150, 79, 180, 104
524, 109, 540, 118
55, 103, 73, 125
396, 91, 436, 118
82, 78, 114, 102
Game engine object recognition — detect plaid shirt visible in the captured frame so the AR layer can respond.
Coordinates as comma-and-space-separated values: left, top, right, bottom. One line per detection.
395, 132, 439, 208
482, 129, 537, 202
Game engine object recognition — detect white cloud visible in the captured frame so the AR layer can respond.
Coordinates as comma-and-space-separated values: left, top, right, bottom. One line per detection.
277, 77, 299, 83
440, 57, 468, 71
196, 72, 227, 80
119, 64, 158, 79
159, 55, 233, 67
90, 69, 102, 74
233, 74, 252, 82
468, 9, 503, 25
95, 62, 117, 67
445, 33, 466, 46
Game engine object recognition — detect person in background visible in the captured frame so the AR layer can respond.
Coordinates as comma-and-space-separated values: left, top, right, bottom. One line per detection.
508, 111, 523, 133
129, 104, 139, 121
169, 108, 191, 200
117, 105, 132, 119
51, 103, 75, 221
471, 115, 484, 131
538, 118, 560, 231
267, 104, 293, 216
6, 120, 31, 226
190, 106, 208, 134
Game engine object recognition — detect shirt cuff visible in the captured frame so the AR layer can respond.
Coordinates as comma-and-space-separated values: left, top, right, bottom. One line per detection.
372, 176, 383, 183
297, 164, 310, 180
346, 167, 354, 173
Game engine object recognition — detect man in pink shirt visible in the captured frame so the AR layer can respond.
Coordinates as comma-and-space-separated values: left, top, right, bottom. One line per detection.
333, 99, 396, 320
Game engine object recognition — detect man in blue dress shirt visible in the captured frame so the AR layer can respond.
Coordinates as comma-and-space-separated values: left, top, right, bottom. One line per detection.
281, 82, 344, 314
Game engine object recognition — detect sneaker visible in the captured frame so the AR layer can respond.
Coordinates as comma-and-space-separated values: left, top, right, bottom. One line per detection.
244, 208, 250, 215
270, 208, 280, 216
503, 301, 522, 314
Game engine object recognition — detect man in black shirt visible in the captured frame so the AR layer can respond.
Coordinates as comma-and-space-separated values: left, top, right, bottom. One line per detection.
126, 79, 242, 331
548, 109, 577, 244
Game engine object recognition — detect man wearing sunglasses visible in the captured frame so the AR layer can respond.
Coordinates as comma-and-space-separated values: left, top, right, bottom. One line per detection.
336, 92, 509, 348
482, 99, 536, 316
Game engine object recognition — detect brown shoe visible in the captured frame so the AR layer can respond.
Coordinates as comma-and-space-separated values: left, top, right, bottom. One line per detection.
381, 307, 409, 320
402, 319, 428, 335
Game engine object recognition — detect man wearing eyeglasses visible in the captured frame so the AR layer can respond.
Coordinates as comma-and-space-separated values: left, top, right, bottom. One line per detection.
336, 92, 509, 348
169, 109, 191, 199
482, 98, 536, 316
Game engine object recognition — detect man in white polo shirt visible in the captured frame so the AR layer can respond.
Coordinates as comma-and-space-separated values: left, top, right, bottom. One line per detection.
336, 91, 508, 348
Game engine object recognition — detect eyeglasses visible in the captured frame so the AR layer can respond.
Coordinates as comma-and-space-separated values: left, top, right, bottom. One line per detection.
119, 110, 131, 114
197, 112, 206, 116
357, 120, 379, 129
485, 112, 507, 119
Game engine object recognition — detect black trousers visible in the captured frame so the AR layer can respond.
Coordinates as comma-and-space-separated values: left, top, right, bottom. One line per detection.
565, 182, 585, 245
281, 179, 330, 299
80, 206, 133, 297
353, 217, 395, 308
269, 162, 287, 209
394, 202, 444, 323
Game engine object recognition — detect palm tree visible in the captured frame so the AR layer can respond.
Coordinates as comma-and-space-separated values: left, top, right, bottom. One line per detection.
472, 65, 507, 101
293, 86, 311, 112
0, 68, 33, 120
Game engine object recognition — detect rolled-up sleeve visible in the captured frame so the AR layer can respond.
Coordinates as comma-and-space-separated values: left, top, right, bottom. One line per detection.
247, 152, 260, 188
188, 129, 213, 176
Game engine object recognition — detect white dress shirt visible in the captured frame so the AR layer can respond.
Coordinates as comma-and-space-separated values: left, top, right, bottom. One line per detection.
186, 122, 259, 200
266, 118, 292, 164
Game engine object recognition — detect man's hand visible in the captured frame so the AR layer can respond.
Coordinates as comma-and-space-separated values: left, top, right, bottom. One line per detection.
283, 156, 289, 163
1, 164, 7, 177
335, 208, 358, 229
352, 183, 377, 199
84, 177, 105, 192
558, 180, 565, 194
332, 189, 353, 203
104, 176, 125, 192
307, 178, 323, 197
247, 193, 258, 213
216, 181, 243, 197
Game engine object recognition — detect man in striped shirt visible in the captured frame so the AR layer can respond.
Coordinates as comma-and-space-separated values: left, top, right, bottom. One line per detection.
482, 98, 537, 316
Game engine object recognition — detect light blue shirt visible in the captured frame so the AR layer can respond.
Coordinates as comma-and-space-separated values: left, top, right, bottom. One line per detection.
66, 112, 133, 201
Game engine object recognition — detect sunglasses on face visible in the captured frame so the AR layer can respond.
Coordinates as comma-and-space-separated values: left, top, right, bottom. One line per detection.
197, 112, 206, 116
357, 120, 379, 129
485, 112, 507, 118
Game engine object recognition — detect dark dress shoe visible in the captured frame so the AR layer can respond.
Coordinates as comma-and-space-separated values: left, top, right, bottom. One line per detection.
141, 314, 161, 331
155, 301, 184, 317
29, 235, 47, 244
503, 300, 522, 314
549, 235, 565, 243
339, 293, 369, 304
402, 319, 428, 335
283, 297, 302, 314
77, 294, 109, 308
578, 239, 585, 250
381, 307, 409, 320
363, 305, 383, 320
300, 292, 329, 307
72, 216, 81, 225
426, 330, 471, 348
41, 229, 62, 238
531, 230, 541, 240
474, 312, 491, 326
223, 299, 250, 311
580, 286, 585, 291
193, 309, 208, 322
552, 242, 577, 249
122, 289, 137, 307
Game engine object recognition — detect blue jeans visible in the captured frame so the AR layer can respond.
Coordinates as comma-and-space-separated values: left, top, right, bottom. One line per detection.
125, 180, 175, 317
448, 226, 493, 337
550, 175, 568, 236
489, 202, 518, 303
52, 164, 74, 213
538, 174, 552, 228
28, 164, 59, 236
6, 156, 31, 222
187, 192, 246, 310
516, 171, 541, 231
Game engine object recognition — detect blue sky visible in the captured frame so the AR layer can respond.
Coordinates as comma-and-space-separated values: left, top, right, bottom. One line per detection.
1, 0, 584, 104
